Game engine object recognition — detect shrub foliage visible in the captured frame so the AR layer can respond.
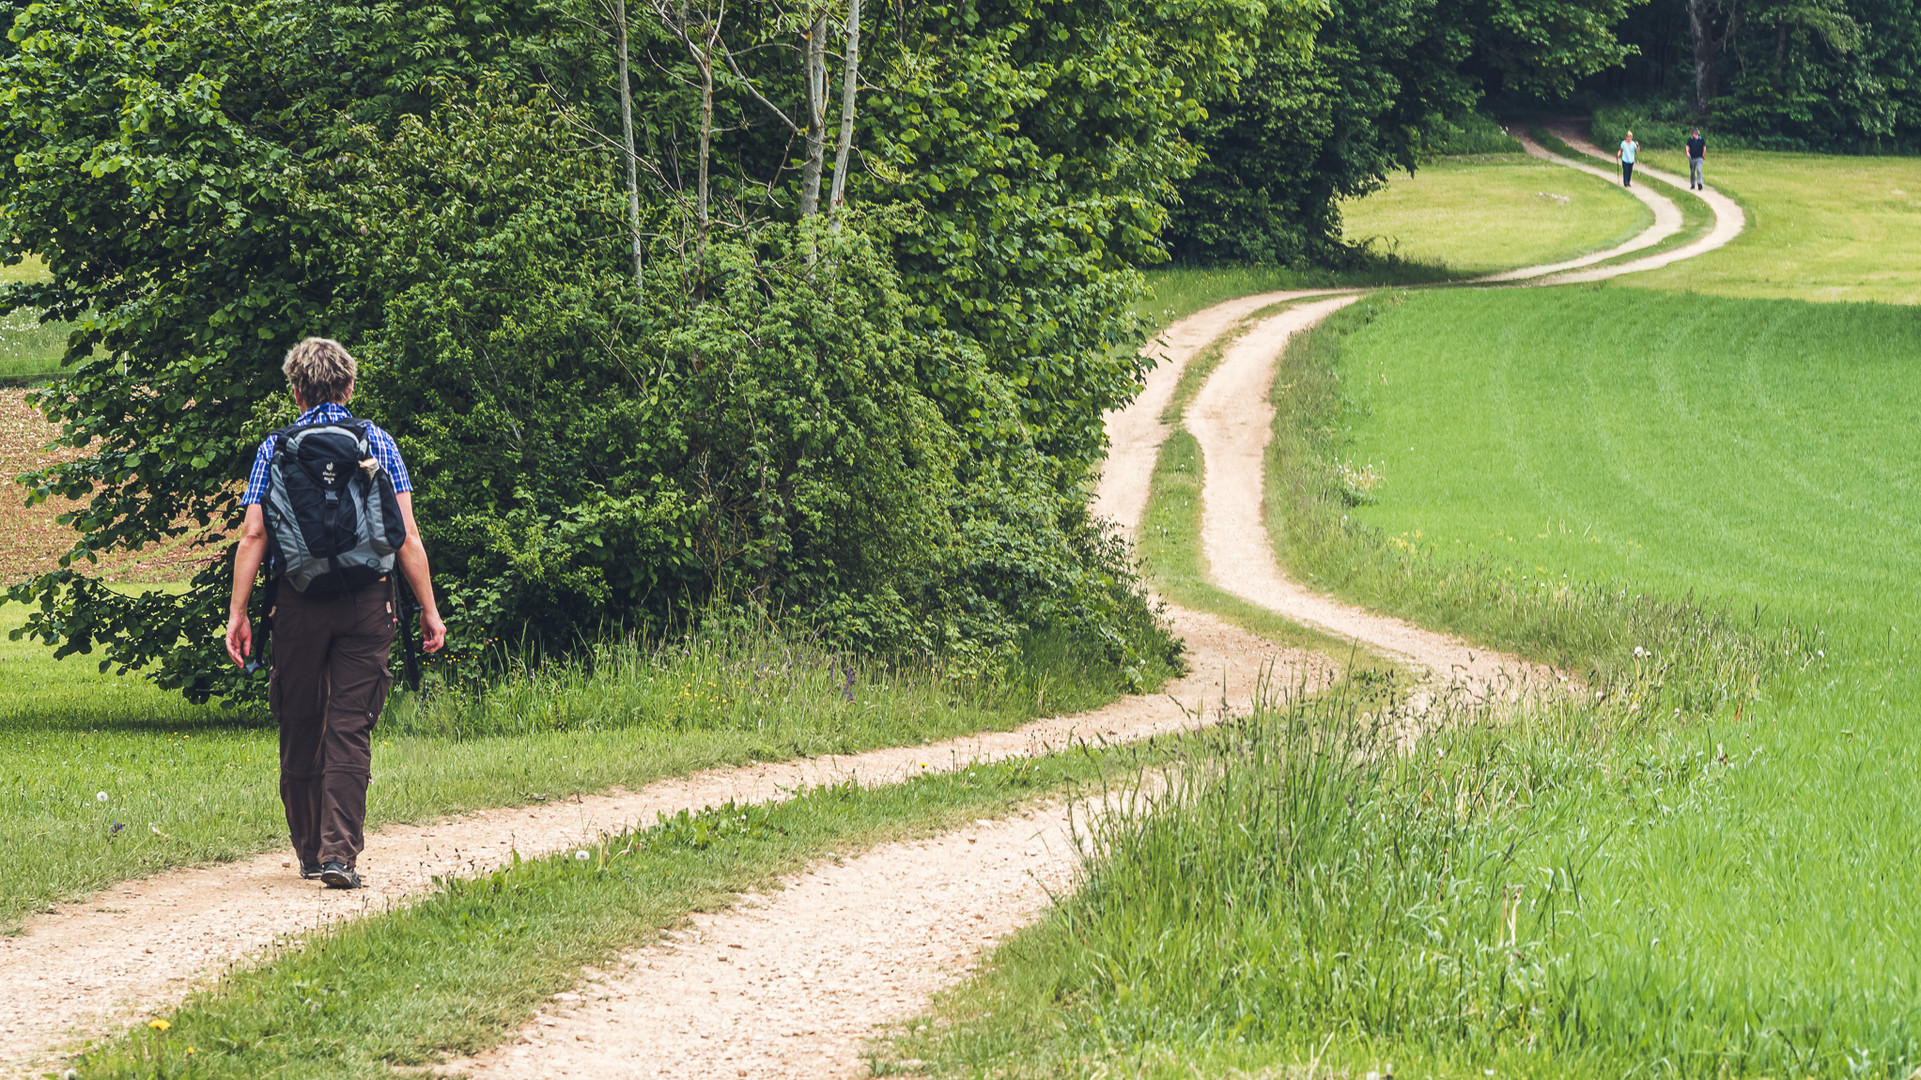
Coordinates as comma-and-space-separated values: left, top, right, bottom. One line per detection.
0, 0, 1225, 700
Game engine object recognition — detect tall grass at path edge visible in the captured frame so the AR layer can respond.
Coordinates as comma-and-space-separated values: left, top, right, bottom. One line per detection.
890, 285, 1920, 1078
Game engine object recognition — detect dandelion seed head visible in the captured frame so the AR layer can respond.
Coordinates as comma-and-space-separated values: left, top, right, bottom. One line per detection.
96, 791, 108, 803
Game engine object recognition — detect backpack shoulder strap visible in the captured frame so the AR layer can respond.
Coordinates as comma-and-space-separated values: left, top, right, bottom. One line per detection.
270, 418, 373, 454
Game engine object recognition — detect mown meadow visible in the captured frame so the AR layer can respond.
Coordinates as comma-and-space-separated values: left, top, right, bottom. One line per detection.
891, 152, 1921, 1078
1617, 146, 1921, 304
1339, 153, 1653, 274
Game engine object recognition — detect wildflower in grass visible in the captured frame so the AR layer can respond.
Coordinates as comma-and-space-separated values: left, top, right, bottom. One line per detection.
574, 849, 590, 862
147, 1018, 170, 1031
96, 791, 108, 803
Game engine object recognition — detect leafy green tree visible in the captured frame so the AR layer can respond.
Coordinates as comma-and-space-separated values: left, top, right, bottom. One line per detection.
1167, 0, 1645, 266
0, 0, 1204, 702
1596, 0, 1921, 150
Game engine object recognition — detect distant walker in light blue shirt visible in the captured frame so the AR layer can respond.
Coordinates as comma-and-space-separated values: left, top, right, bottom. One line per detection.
1616, 130, 1640, 188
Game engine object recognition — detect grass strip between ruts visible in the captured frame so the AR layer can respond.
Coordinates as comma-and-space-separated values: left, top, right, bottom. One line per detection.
1526, 127, 1722, 270
1128, 295, 1404, 672
66, 742, 1164, 1079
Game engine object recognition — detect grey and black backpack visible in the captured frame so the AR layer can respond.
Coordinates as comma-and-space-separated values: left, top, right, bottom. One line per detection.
262, 419, 406, 596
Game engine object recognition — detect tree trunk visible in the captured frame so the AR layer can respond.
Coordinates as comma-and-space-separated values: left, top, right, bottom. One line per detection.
615, 0, 644, 288
828, 0, 862, 217
798, 14, 828, 216
1689, 0, 1720, 111
697, 40, 713, 248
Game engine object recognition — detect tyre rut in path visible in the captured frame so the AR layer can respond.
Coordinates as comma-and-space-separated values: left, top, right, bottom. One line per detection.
1184, 295, 1559, 705
436, 799, 1106, 1080
3, 140, 1743, 1078
0, 605, 1331, 1080
1474, 132, 1683, 283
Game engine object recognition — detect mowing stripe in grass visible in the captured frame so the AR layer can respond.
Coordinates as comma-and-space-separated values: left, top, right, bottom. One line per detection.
60, 745, 1160, 1080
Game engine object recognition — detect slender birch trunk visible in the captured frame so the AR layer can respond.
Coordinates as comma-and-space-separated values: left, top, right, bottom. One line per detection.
697, 35, 714, 250
828, 0, 861, 219
615, 0, 645, 288
798, 13, 828, 216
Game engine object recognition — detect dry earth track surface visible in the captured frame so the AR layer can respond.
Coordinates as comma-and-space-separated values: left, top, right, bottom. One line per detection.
0, 606, 1332, 1078
0, 137, 1744, 1079
1183, 295, 1560, 706
1477, 132, 1683, 282
435, 801, 1103, 1080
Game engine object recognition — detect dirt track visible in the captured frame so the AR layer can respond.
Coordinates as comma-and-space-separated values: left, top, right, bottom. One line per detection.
0, 134, 1744, 1079
0, 604, 1331, 1078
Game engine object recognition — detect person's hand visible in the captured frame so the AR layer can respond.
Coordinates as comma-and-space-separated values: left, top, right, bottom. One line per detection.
224, 612, 252, 667
421, 609, 448, 654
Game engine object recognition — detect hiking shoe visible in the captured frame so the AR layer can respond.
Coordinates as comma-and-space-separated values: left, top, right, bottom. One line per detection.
299, 860, 323, 880
319, 861, 362, 889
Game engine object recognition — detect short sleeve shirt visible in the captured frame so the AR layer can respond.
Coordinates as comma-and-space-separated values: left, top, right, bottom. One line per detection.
1620, 140, 1638, 163
240, 402, 412, 506
1687, 135, 1706, 158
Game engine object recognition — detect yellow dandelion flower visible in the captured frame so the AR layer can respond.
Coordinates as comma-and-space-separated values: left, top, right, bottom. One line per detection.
148, 1018, 171, 1031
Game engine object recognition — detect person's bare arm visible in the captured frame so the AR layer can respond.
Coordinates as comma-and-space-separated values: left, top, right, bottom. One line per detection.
394, 491, 447, 653
225, 504, 269, 666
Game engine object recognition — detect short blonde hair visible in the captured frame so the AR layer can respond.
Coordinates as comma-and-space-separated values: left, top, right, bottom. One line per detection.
283, 337, 356, 405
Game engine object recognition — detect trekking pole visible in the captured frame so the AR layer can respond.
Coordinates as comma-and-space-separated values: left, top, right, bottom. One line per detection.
395, 576, 423, 692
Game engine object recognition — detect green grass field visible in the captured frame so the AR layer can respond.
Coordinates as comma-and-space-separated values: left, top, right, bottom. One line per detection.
1340, 153, 1652, 275
1274, 286, 1921, 1076
1334, 289, 1918, 629
893, 153, 1921, 1077
0, 254, 72, 383
1623, 148, 1921, 303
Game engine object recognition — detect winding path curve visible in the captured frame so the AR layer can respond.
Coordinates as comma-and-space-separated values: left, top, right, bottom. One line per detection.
0, 132, 1744, 1080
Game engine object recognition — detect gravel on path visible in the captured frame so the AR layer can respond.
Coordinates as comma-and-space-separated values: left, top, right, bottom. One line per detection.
1475, 131, 1685, 282
1093, 288, 1344, 540
0, 604, 1327, 1080
1185, 296, 1561, 706
437, 800, 1098, 1080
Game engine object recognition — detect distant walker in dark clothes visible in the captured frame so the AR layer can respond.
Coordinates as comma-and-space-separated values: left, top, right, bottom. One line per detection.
1687, 127, 1707, 190
224, 337, 448, 890
1617, 130, 1640, 187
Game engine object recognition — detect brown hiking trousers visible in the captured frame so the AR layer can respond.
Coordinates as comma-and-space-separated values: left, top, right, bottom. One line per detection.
271, 578, 396, 868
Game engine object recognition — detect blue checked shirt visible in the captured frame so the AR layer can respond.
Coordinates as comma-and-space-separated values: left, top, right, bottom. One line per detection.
240, 402, 412, 506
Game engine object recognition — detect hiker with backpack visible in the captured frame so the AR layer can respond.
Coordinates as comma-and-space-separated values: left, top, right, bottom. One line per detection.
223, 337, 447, 890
